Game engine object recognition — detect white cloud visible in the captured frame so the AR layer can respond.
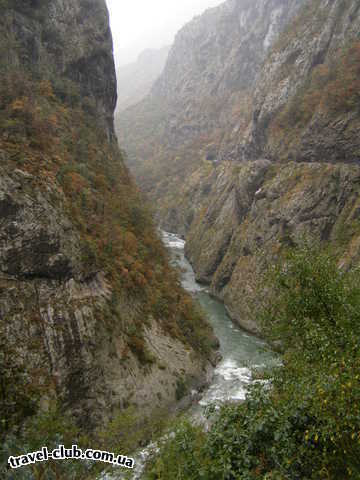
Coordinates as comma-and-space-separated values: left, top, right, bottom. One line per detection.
105, 0, 224, 66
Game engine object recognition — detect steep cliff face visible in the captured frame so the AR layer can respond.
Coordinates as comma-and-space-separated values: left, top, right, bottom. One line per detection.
185, 160, 360, 333
150, 0, 304, 145
0, 0, 217, 437
117, 0, 360, 333
4, 0, 117, 137
117, 0, 305, 233
239, 0, 360, 162
185, 0, 360, 332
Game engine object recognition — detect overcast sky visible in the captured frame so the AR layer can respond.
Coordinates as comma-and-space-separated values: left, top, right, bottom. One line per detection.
105, 0, 224, 67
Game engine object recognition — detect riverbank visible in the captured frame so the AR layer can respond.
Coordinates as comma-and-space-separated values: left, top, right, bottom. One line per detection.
100, 232, 277, 479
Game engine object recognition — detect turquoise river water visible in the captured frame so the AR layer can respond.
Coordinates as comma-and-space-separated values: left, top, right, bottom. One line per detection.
162, 231, 276, 407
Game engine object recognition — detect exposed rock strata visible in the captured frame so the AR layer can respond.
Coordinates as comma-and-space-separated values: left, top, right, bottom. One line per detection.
239, 0, 360, 162
186, 161, 360, 333
117, 0, 360, 332
0, 0, 216, 430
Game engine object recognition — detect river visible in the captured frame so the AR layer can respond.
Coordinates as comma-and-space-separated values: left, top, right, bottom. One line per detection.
102, 231, 276, 479
162, 231, 276, 408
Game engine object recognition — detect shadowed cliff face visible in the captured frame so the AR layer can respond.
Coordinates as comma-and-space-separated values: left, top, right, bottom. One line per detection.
116, 0, 360, 332
7, 0, 117, 137
0, 0, 217, 435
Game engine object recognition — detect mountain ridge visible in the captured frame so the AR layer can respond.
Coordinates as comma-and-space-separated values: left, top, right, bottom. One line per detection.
115, 45, 170, 112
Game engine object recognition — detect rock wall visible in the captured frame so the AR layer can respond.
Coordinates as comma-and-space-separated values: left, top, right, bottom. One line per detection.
6, 0, 117, 138
0, 0, 216, 432
238, 0, 360, 162
117, 0, 306, 232
186, 161, 360, 333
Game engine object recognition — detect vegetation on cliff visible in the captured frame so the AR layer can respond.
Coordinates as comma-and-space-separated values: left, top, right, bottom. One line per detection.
266, 38, 360, 161
0, 2, 216, 477
0, 66, 213, 349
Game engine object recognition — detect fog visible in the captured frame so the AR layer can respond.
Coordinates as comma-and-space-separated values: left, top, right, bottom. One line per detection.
105, 0, 225, 67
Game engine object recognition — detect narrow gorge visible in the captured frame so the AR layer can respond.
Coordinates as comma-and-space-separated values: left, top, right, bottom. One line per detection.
118, 0, 360, 333
116, 2, 360, 476
2, 0, 360, 478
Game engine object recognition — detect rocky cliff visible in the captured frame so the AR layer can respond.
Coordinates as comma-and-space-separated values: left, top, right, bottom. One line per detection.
117, 0, 306, 232
118, 0, 360, 333
0, 0, 217, 441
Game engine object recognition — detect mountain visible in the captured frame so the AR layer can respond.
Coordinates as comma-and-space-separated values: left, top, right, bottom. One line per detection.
117, 0, 306, 227
115, 46, 170, 113
117, 0, 360, 333
0, 0, 217, 447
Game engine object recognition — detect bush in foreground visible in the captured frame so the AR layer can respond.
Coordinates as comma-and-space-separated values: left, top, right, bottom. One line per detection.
146, 247, 360, 479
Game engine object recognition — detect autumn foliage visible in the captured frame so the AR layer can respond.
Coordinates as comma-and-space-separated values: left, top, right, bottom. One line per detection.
272, 40, 360, 133
0, 61, 215, 444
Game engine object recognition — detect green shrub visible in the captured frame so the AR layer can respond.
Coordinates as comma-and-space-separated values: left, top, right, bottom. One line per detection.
147, 421, 206, 480
146, 247, 360, 479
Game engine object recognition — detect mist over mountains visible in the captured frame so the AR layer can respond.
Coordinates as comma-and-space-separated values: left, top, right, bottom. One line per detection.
117, 0, 360, 330
115, 45, 170, 112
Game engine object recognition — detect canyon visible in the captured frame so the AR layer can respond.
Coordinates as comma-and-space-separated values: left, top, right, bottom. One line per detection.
117, 0, 360, 333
